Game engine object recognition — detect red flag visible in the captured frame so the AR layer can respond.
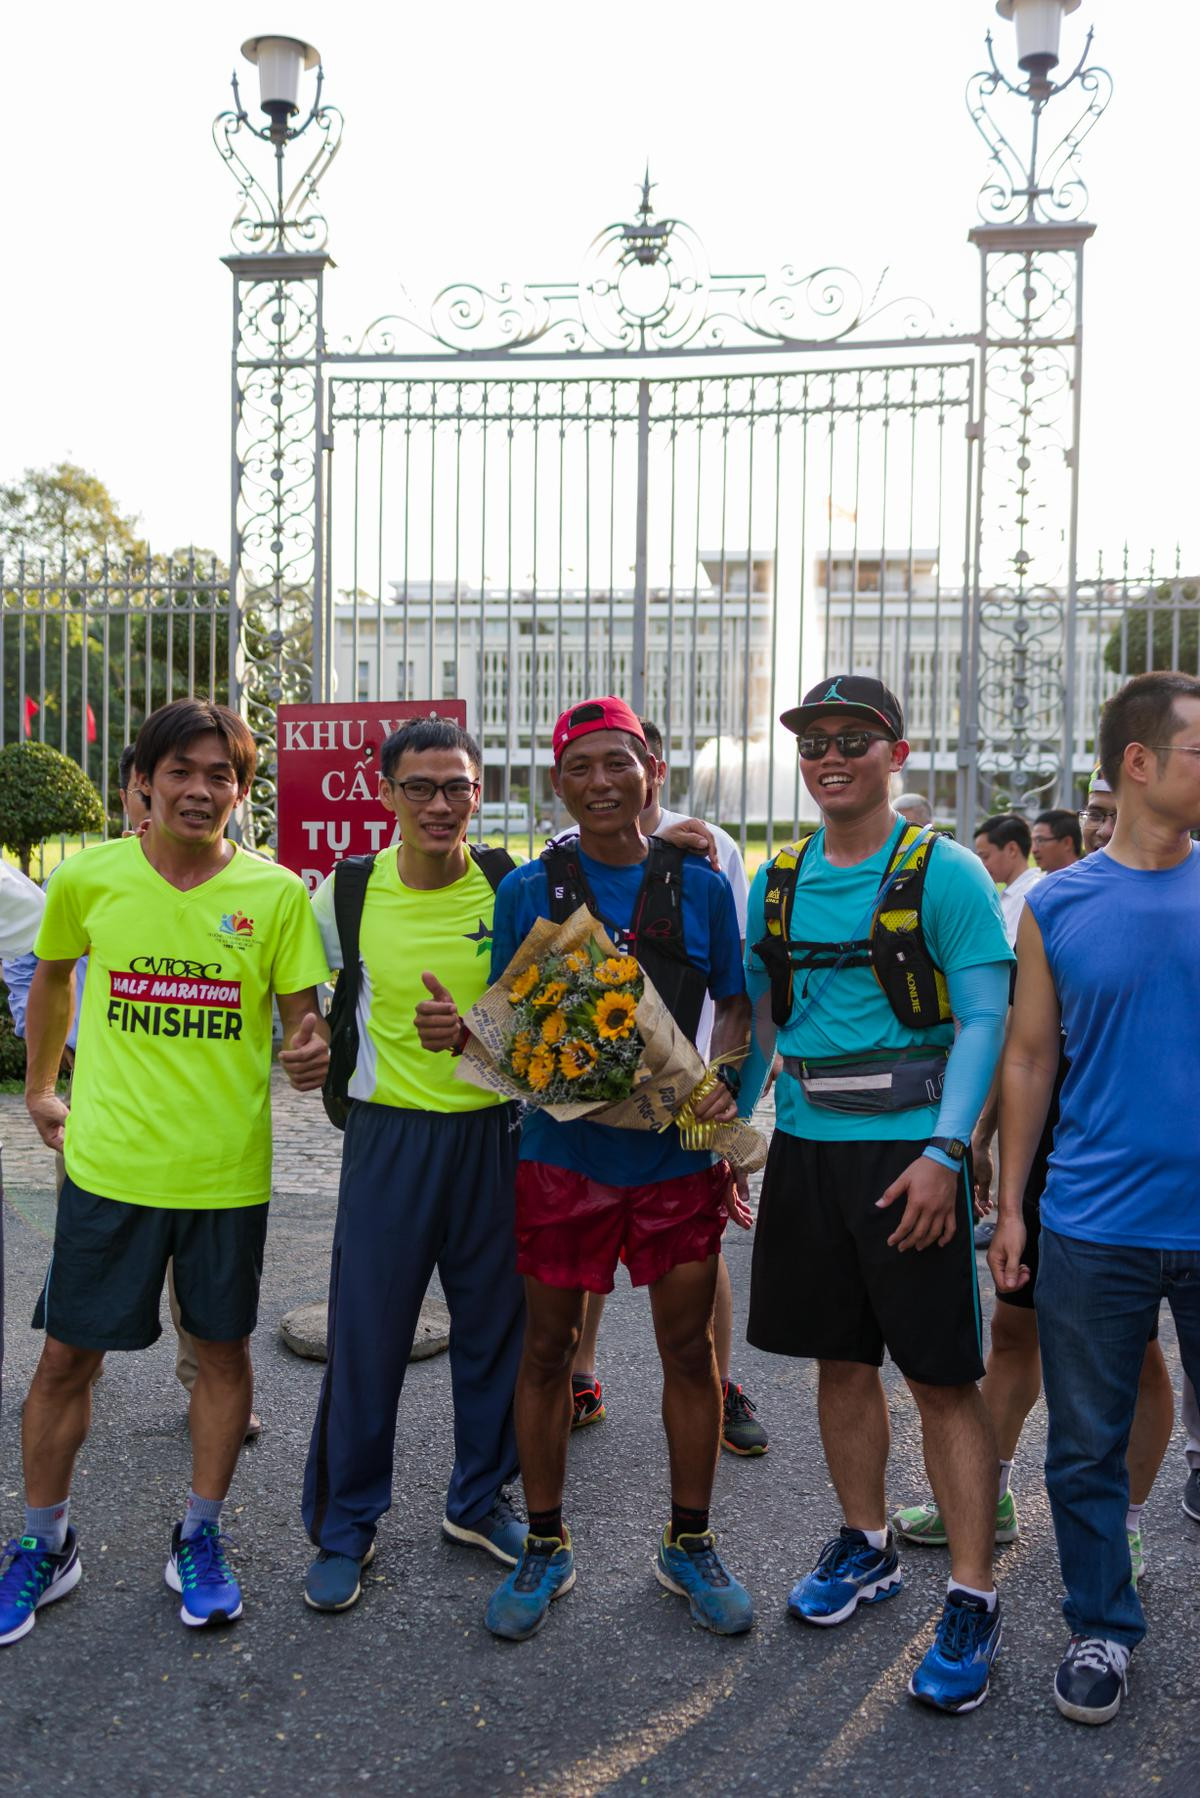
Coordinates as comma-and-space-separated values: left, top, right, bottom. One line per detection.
86, 703, 97, 744
23, 696, 38, 737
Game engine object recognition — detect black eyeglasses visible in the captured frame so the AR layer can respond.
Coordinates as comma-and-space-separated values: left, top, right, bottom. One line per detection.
386, 777, 480, 806
797, 730, 893, 762
1078, 806, 1116, 827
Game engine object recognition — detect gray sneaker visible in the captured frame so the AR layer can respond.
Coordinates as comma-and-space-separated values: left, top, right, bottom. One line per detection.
1183, 1467, 1200, 1523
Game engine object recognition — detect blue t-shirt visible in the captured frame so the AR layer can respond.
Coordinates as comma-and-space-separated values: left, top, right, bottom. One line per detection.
1029, 847, 1200, 1250
744, 821, 1012, 1141
490, 848, 745, 1185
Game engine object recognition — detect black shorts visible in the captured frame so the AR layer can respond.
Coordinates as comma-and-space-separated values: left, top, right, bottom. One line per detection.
747, 1133, 984, 1386
994, 1194, 1160, 1340
33, 1177, 270, 1351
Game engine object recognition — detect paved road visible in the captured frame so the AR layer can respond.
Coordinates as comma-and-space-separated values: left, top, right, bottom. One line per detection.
1, 1079, 1197, 1798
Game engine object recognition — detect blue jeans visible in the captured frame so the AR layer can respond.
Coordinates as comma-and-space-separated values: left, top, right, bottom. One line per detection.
1036, 1226, 1200, 1650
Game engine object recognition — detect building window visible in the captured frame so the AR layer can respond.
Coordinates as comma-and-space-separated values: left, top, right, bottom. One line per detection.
356, 660, 370, 701
397, 659, 413, 700
442, 659, 457, 697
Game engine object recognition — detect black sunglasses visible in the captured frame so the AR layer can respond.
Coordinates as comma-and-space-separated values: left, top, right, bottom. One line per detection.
797, 730, 893, 761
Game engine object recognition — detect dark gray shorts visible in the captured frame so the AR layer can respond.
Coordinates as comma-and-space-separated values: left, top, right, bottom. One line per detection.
33, 1176, 269, 1351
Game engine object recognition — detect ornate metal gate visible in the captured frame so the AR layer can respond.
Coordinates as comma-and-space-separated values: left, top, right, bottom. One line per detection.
216, 23, 1115, 854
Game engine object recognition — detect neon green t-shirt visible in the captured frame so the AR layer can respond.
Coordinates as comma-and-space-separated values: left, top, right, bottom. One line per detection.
34, 836, 331, 1209
311, 848, 508, 1114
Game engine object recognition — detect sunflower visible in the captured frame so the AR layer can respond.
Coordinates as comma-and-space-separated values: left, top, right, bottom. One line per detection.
560, 1039, 599, 1080
527, 1045, 557, 1091
509, 964, 540, 1004
541, 1009, 568, 1045
595, 955, 640, 987
509, 1029, 533, 1075
533, 979, 568, 1009
593, 990, 638, 1040
563, 950, 589, 973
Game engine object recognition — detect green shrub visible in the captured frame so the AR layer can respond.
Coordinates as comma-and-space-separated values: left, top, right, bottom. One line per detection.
0, 741, 105, 874
0, 980, 26, 1082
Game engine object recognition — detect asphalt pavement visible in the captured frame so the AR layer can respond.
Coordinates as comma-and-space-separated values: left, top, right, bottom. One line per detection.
1, 1082, 1197, 1798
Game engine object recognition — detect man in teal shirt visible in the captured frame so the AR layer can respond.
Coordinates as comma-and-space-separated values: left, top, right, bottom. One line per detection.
739, 676, 1013, 1714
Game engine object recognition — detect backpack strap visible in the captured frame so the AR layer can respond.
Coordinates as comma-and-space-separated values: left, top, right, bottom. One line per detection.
469, 842, 517, 891
758, 836, 817, 1027
322, 854, 378, 1128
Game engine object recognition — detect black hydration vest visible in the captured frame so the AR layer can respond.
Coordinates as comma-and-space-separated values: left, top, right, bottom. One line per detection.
541, 838, 708, 1042
322, 842, 516, 1129
752, 825, 951, 1032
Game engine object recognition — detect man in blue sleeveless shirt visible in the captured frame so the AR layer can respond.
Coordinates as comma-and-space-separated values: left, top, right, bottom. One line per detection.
994, 671, 1200, 1726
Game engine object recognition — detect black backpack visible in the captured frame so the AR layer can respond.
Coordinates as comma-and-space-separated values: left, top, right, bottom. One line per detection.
321, 843, 516, 1128
540, 837, 709, 1042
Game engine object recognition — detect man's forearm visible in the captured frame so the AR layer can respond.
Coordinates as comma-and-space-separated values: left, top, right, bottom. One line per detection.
996, 1052, 1057, 1217
709, 992, 751, 1065
24, 966, 74, 1096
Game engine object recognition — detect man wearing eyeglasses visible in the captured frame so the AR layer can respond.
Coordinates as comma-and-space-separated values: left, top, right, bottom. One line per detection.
738, 674, 1014, 1714
992, 670, 1200, 1725
300, 718, 527, 1614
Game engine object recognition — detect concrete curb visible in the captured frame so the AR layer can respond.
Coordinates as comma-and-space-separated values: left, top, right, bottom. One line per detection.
280, 1297, 451, 1362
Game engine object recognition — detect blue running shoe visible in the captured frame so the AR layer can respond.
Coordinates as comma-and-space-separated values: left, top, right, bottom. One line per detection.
788, 1527, 902, 1627
485, 1534, 575, 1641
655, 1529, 754, 1635
165, 1522, 243, 1627
442, 1489, 526, 1566
0, 1531, 81, 1646
909, 1590, 1003, 1713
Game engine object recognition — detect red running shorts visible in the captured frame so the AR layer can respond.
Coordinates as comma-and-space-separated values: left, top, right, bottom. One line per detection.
514, 1159, 729, 1292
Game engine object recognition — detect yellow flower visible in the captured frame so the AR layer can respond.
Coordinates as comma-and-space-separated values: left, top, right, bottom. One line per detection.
595, 955, 640, 987
560, 1039, 599, 1081
541, 1009, 568, 1045
509, 1029, 533, 1075
509, 964, 541, 1004
527, 1045, 556, 1091
563, 950, 588, 973
593, 991, 638, 1040
533, 980, 568, 1009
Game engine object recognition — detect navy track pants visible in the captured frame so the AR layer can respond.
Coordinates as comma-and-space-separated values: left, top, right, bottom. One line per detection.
302, 1101, 524, 1558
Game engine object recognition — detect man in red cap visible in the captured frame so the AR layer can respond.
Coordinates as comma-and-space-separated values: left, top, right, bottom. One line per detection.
415, 696, 754, 1641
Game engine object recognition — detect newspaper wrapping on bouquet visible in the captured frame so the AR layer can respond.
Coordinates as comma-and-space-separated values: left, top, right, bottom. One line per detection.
454, 904, 767, 1177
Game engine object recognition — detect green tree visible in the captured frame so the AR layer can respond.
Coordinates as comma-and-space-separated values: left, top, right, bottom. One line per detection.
0, 461, 146, 563
1103, 581, 1200, 676
0, 741, 105, 874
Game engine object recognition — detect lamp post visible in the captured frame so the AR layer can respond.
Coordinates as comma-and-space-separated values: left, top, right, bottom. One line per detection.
959, 2, 1111, 829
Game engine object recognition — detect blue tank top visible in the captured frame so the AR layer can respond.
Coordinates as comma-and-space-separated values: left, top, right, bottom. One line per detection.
1027, 845, 1200, 1250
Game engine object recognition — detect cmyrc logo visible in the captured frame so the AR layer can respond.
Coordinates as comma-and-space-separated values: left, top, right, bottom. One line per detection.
218, 911, 254, 939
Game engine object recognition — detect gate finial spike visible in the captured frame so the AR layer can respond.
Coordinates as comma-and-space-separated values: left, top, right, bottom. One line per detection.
638, 162, 656, 221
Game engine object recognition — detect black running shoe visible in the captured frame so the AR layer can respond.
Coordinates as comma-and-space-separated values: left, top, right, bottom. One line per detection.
571, 1375, 605, 1430
1053, 1635, 1129, 1725
721, 1383, 768, 1456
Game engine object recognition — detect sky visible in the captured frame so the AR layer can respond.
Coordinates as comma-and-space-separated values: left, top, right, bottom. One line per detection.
4, 0, 1196, 577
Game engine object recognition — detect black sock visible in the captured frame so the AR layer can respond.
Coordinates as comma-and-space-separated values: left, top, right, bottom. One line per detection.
670, 1502, 710, 1542
527, 1506, 564, 1542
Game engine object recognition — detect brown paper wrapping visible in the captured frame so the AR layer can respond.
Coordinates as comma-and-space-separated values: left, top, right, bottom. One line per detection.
454, 904, 767, 1176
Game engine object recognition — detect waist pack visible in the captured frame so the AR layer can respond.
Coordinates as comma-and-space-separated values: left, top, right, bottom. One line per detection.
781, 1046, 950, 1116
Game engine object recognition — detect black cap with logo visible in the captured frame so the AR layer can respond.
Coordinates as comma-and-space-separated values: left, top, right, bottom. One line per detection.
780, 674, 905, 741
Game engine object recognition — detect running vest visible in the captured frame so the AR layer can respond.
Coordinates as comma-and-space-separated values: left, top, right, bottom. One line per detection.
753, 825, 951, 1031
541, 839, 708, 1042
322, 843, 516, 1128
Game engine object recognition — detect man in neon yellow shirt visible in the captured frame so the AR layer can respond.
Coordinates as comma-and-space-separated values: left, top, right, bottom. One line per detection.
301, 718, 525, 1614
0, 699, 330, 1646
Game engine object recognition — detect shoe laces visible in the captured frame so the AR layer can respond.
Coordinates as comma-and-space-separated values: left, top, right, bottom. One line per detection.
177, 1526, 234, 1589
0, 1539, 50, 1606
724, 1386, 757, 1423
934, 1595, 993, 1661
1069, 1636, 1129, 1679
815, 1531, 883, 1580
490, 1489, 519, 1530
513, 1538, 561, 1593
674, 1532, 731, 1589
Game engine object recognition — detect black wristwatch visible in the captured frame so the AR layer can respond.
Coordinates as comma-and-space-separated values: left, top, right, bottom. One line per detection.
927, 1136, 967, 1164
714, 1064, 742, 1099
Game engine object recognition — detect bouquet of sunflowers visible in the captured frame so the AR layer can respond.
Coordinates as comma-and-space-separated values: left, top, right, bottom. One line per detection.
455, 905, 767, 1176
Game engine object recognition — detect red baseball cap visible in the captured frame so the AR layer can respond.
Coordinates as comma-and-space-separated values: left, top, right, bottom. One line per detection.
552, 696, 646, 763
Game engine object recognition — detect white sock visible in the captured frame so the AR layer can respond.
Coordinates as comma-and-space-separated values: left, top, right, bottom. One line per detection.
1125, 1502, 1145, 1533
861, 1527, 889, 1551
997, 1460, 1013, 1500
948, 1579, 997, 1612
24, 1498, 70, 1552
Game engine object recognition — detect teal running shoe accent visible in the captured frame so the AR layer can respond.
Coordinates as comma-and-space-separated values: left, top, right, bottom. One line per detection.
165, 1521, 243, 1627
788, 1527, 901, 1627
909, 1591, 1003, 1713
655, 1529, 754, 1635
485, 1534, 575, 1641
0, 1531, 81, 1646
442, 1489, 526, 1566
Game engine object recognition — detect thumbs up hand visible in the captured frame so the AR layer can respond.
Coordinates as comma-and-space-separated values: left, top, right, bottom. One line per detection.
280, 1007, 331, 1092
415, 971, 467, 1054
